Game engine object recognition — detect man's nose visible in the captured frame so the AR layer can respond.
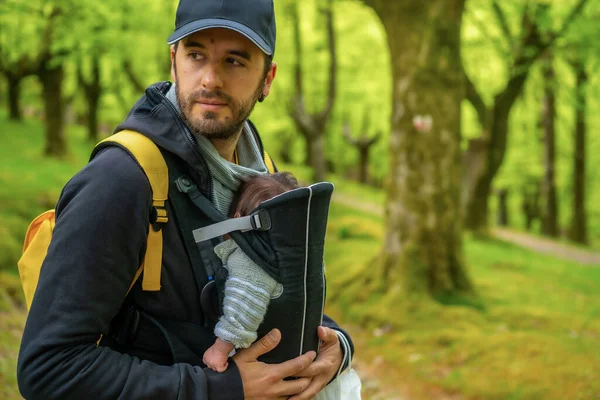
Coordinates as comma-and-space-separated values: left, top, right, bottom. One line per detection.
200, 62, 224, 91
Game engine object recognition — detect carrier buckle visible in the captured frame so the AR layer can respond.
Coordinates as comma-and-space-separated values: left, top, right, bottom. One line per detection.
249, 209, 271, 231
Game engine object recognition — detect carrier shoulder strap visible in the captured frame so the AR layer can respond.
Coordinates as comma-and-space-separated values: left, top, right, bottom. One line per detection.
95, 130, 168, 291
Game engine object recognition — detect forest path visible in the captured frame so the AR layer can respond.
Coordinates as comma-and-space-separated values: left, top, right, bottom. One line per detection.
332, 193, 600, 266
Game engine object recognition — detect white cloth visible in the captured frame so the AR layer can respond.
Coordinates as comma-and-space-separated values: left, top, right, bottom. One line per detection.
314, 368, 362, 400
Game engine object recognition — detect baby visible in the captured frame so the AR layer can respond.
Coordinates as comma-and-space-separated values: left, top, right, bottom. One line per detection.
202, 172, 299, 372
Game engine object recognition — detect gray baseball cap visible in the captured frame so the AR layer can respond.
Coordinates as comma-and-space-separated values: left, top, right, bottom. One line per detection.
167, 0, 276, 55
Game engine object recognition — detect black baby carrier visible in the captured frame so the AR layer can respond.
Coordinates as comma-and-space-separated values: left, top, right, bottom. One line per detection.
191, 178, 334, 363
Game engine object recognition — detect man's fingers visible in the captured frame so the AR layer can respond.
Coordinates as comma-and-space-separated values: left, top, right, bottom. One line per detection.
278, 377, 312, 397
292, 362, 319, 378
277, 350, 317, 378
317, 326, 329, 341
287, 378, 323, 400
318, 326, 338, 344
237, 329, 281, 360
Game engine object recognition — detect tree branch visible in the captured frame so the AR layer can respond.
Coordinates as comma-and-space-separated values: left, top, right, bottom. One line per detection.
123, 59, 145, 93
464, 71, 488, 129
361, 107, 370, 136
318, 0, 337, 123
551, 0, 590, 44
470, 11, 511, 63
291, 2, 305, 117
492, 1, 515, 50
367, 131, 382, 147
342, 121, 358, 146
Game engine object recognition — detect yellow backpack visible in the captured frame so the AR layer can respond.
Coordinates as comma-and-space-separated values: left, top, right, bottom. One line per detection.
18, 130, 168, 310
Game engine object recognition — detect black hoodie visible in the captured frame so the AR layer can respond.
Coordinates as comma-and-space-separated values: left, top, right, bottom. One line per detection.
17, 82, 353, 400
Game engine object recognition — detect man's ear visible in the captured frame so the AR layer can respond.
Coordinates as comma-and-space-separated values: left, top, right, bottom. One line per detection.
170, 44, 177, 82
260, 62, 277, 100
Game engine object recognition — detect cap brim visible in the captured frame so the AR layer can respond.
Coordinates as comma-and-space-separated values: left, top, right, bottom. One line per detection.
167, 19, 272, 55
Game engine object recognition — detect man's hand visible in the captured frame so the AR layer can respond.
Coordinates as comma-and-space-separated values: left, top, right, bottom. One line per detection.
288, 326, 343, 400
233, 329, 316, 400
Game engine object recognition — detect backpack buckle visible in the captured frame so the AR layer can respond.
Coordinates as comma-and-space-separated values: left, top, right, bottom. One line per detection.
150, 205, 168, 231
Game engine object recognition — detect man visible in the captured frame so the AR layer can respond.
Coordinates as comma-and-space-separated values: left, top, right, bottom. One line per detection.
17, 0, 353, 399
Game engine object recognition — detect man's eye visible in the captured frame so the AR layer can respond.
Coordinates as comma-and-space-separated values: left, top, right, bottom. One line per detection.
190, 53, 204, 61
227, 58, 244, 66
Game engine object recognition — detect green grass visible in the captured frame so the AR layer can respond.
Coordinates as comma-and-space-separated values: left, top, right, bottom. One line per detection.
0, 117, 96, 270
1, 116, 599, 399
323, 206, 600, 400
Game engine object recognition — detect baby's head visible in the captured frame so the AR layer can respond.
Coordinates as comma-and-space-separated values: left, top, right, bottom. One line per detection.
230, 172, 299, 218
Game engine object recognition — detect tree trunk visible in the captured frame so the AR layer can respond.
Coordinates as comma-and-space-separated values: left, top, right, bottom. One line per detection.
278, 132, 294, 164
343, 123, 380, 185
359, 147, 369, 184
496, 189, 509, 226
464, 69, 533, 233
541, 55, 559, 237
7, 77, 23, 121
461, 138, 488, 222
522, 182, 541, 232
304, 135, 314, 167
365, 0, 473, 297
80, 56, 102, 142
310, 134, 326, 182
568, 61, 588, 244
39, 63, 67, 158
86, 94, 100, 142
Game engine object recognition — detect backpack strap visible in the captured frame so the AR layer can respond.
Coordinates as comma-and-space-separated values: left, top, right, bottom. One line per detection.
95, 130, 168, 291
264, 151, 276, 174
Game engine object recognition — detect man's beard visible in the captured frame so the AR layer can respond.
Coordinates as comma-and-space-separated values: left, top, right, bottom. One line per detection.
176, 80, 264, 141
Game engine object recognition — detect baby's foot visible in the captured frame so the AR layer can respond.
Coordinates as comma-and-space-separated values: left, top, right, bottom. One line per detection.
203, 344, 229, 372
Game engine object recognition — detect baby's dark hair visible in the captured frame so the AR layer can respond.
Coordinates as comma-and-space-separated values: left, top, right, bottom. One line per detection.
230, 172, 299, 217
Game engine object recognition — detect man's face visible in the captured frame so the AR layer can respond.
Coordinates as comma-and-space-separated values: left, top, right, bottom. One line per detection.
171, 28, 276, 141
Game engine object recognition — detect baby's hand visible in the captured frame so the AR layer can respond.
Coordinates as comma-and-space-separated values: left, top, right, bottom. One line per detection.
203, 339, 235, 373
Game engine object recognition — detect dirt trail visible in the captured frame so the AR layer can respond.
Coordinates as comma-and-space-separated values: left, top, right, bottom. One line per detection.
332, 193, 600, 266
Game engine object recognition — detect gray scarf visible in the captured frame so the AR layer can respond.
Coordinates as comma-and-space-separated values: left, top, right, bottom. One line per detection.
166, 84, 268, 215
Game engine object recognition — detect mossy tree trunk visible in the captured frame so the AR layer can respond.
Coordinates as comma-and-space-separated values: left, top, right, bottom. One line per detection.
39, 61, 67, 158
541, 53, 559, 237
496, 189, 509, 227
363, 0, 473, 297
7, 76, 23, 121
35, 6, 69, 158
522, 181, 542, 232
1, 59, 39, 121
568, 60, 588, 244
79, 55, 103, 142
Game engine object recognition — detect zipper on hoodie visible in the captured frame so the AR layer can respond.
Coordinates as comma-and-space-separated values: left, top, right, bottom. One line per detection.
154, 86, 214, 199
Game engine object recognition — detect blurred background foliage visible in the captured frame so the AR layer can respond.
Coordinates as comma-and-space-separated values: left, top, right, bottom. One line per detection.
1, 0, 599, 399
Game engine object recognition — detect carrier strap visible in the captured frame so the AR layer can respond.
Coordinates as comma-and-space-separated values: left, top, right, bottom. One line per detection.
192, 209, 271, 243
174, 175, 279, 282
